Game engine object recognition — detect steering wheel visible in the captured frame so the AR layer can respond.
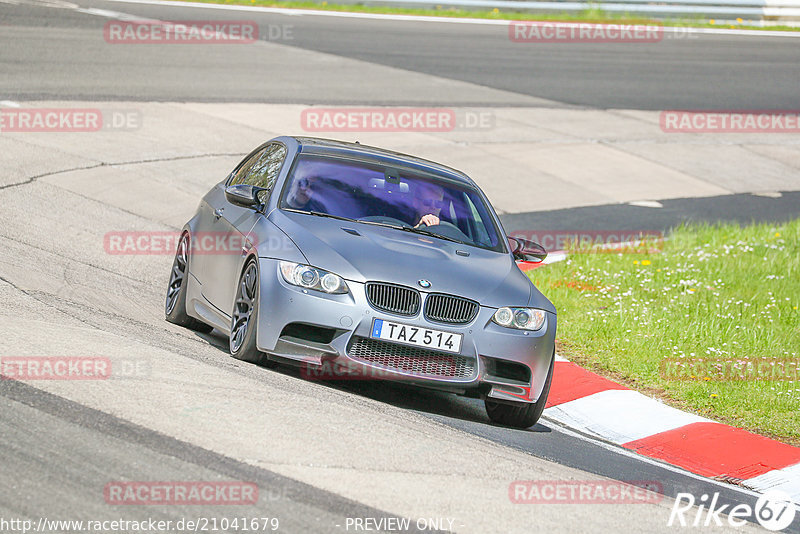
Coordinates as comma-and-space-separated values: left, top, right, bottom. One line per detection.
419, 220, 471, 242
438, 220, 461, 231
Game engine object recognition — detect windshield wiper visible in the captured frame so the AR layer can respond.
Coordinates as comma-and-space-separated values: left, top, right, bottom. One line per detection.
285, 208, 469, 246
283, 208, 358, 223
355, 219, 466, 245
401, 226, 468, 245
356, 220, 406, 231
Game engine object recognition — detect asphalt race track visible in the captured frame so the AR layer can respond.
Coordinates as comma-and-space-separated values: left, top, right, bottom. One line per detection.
2, 0, 800, 109
1, 0, 799, 532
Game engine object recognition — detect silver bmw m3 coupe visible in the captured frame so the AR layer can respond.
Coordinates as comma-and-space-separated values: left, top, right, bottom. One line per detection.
166, 136, 556, 428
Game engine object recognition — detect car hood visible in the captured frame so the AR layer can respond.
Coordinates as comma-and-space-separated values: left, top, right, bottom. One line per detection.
269, 210, 554, 312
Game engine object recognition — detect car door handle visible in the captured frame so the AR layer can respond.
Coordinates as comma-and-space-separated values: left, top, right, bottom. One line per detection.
213, 208, 224, 220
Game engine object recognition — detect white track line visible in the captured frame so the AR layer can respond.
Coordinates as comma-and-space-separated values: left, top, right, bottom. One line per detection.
543, 415, 778, 503
75, 6, 159, 20
100, 0, 800, 37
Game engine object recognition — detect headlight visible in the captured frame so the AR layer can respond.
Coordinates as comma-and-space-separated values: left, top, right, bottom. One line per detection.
279, 262, 349, 294
492, 307, 546, 331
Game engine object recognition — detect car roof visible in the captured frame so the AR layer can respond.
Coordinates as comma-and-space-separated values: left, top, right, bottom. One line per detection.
290, 136, 474, 186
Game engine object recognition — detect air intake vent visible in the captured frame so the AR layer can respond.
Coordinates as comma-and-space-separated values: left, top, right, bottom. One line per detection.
424, 294, 479, 324
348, 337, 475, 379
365, 283, 420, 316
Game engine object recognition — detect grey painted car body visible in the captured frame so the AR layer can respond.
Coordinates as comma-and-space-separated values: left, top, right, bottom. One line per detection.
180, 136, 556, 403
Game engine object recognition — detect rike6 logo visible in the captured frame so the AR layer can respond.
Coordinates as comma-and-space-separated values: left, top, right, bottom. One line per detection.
668, 491, 796, 531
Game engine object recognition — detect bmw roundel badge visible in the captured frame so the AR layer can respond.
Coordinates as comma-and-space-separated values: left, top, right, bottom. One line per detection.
418, 279, 431, 288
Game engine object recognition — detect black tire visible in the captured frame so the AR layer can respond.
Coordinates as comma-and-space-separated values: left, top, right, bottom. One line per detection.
165, 233, 213, 333
485, 351, 555, 429
229, 258, 267, 365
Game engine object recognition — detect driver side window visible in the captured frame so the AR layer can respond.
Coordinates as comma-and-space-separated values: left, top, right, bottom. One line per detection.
230, 143, 287, 191
464, 194, 491, 246
244, 143, 287, 190
230, 151, 261, 186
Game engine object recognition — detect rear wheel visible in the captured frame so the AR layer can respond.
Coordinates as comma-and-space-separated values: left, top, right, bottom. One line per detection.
485, 352, 555, 429
165, 233, 213, 333
229, 259, 268, 365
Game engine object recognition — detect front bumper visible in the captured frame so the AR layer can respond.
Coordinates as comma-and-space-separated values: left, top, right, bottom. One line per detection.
256, 259, 556, 403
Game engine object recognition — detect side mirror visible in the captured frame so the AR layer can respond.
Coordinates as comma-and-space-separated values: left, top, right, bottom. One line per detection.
225, 184, 266, 209
508, 236, 548, 263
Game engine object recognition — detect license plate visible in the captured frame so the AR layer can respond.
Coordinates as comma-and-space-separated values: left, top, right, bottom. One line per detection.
370, 319, 462, 353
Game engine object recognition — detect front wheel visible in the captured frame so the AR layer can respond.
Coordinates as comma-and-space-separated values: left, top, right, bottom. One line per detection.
229, 259, 267, 365
165, 233, 213, 333
485, 352, 554, 429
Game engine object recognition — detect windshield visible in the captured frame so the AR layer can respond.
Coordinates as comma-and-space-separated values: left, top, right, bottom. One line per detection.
279, 154, 505, 252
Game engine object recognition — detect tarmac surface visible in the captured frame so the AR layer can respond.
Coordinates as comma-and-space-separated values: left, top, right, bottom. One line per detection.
1, 1, 798, 531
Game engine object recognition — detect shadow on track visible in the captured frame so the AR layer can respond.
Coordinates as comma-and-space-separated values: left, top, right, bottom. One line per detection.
193, 328, 551, 433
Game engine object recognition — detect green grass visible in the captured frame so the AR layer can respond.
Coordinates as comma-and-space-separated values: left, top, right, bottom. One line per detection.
174, 0, 800, 32
528, 219, 800, 444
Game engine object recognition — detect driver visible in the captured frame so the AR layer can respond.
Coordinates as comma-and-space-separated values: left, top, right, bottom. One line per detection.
286, 176, 326, 213
413, 182, 445, 228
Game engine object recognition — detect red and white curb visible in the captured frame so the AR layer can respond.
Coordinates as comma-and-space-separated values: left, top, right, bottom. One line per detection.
518, 250, 568, 271
517, 236, 664, 271
544, 354, 800, 505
